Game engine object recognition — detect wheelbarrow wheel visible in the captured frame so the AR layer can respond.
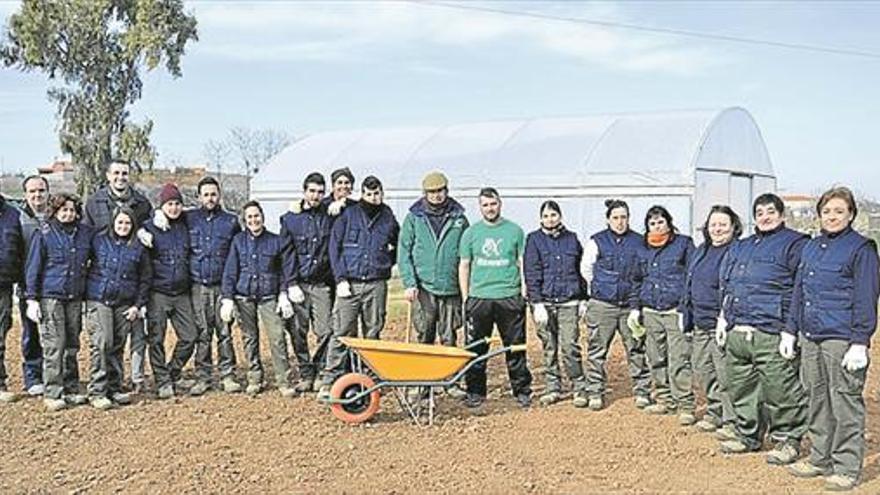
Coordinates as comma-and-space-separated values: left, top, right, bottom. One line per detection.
330, 373, 380, 424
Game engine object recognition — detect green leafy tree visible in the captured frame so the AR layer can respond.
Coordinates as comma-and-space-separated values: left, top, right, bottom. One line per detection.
1, 0, 197, 196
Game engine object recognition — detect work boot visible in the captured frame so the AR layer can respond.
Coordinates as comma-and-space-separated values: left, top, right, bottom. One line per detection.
539, 391, 561, 406
634, 395, 651, 409
515, 393, 532, 409
588, 396, 604, 411
246, 382, 262, 396
678, 412, 697, 426
189, 381, 211, 397
0, 389, 18, 403
766, 443, 800, 466
644, 403, 670, 415
174, 379, 196, 392
720, 439, 751, 454
111, 392, 132, 405
294, 378, 313, 394
316, 385, 331, 403
445, 385, 467, 399
221, 377, 242, 394
157, 384, 174, 400
90, 396, 114, 410
44, 398, 67, 412
572, 392, 589, 408
463, 393, 485, 409
714, 424, 738, 442
27, 384, 45, 397
64, 394, 88, 406
694, 419, 718, 432
787, 461, 831, 478
278, 386, 298, 398
824, 474, 859, 491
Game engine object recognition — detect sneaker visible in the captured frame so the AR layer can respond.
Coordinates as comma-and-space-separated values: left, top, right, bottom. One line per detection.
824, 474, 859, 491
714, 424, 738, 442
26, 384, 45, 396
316, 385, 331, 403
445, 385, 467, 399
189, 381, 211, 397
634, 396, 651, 409
787, 461, 831, 478
157, 384, 174, 400
644, 403, 670, 415
463, 393, 485, 409
678, 412, 697, 426
245, 383, 262, 396
539, 391, 560, 406
766, 443, 800, 466
694, 419, 718, 432
515, 393, 532, 409
174, 378, 196, 390
588, 396, 604, 411
221, 377, 242, 394
572, 392, 589, 408
0, 390, 18, 403
720, 439, 752, 454
90, 396, 114, 410
294, 378, 314, 394
111, 392, 132, 405
63, 394, 88, 406
278, 386, 298, 398
44, 398, 67, 412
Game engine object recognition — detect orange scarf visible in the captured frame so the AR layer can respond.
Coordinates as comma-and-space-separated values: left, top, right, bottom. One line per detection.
647, 232, 670, 247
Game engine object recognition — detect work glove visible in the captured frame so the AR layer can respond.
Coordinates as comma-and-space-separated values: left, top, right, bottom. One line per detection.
289, 200, 303, 214
627, 309, 646, 340
136, 228, 154, 248
25, 300, 42, 323
715, 313, 728, 348
677, 312, 685, 333
138, 306, 147, 319
404, 287, 419, 303
152, 209, 169, 231
578, 300, 589, 322
124, 306, 139, 322
532, 303, 549, 326
220, 299, 235, 323
328, 198, 347, 216
336, 280, 352, 298
778, 332, 797, 360
277, 293, 294, 320
287, 285, 306, 304
841, 344, 869, 372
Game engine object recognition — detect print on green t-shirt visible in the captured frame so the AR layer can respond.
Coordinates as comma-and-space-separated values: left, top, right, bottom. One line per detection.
459, 218, 524, 299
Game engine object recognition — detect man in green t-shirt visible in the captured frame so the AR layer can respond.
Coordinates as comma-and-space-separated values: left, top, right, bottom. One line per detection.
458, 187, 533, 408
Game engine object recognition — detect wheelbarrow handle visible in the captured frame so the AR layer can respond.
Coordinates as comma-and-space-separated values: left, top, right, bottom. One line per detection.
463, 335, 502, 350
509, 344, 528, 353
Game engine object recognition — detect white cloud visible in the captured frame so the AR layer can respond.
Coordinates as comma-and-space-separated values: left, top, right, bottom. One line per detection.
189, 1, 721, 75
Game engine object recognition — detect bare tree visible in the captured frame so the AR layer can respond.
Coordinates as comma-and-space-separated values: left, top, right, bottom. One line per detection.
203, 138, 233, 185
227, 127, 291, 196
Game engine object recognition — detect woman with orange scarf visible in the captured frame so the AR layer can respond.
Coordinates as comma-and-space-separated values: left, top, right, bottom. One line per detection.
635, 205, 696, 425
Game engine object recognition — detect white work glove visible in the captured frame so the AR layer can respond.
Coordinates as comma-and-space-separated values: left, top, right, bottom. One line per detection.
578, 300, 589, 321
677, 312, 685, 333
715, 314, 728, 348
220, 299, 235, 323
404, 287, 419, 303
289, 200, 303, 214
779, 332, 797, 360
336, 280, 352, 298
152, 209, 169, 231
138, 306, 147, 319
124, 306, 139, 322
532, 303, 549, 325
842, 344, 869, 372
26, 300, 42, 323
287, 285, 306, 304
277, 293, 294, 319
328, 198, 347, 216
136, 228, 154, 248
627, 309, 646, 339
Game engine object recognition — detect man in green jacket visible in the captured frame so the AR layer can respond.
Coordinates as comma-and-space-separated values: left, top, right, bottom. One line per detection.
398, 172, 469, 355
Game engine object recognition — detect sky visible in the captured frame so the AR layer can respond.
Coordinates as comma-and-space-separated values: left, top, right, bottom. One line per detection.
0, 1, 878, 197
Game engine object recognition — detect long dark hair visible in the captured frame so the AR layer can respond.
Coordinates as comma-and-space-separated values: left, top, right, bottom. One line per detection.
110, 206, 138, 242
701, 205, 743, 244
643, 205, 677, 242
46, 193, 83, 222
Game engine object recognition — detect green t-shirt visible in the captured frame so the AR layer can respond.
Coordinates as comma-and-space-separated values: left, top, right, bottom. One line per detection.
459, 218, 524, 299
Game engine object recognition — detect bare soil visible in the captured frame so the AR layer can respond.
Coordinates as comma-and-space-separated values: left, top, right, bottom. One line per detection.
2, 314, 879, 494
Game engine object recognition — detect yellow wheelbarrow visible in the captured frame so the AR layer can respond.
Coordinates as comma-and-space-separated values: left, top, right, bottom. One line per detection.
328, 336, 526, 426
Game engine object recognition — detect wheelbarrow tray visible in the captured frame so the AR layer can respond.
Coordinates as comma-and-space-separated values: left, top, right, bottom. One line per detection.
339, 337, 476, 381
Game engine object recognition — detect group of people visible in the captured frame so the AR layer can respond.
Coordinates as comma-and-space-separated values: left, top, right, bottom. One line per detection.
0, 161, 876, 491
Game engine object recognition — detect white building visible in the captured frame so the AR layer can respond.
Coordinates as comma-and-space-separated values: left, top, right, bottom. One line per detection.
253, 107, 775, 240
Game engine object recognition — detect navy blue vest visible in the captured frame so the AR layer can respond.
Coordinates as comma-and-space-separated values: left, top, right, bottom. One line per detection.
590, 229, 642, 307
638, 234, 694, 311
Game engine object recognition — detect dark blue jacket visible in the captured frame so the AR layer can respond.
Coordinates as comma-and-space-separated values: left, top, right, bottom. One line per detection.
720, 225, 808, 333
638, 234, 695, 311
329, 203, 400, 283
524, 227, 586, 304
186, 207, 241, 286
221, 229, 294, 301
25, 220, 94, 301
590, 229, 643, 309
87, 232, 152, 308
83, 185, 152, 234
788, 227, 880, 345
679, 242, 733, 332
0, 196, 24, 287
145, 218, 191, 296
280, 202, 332, 285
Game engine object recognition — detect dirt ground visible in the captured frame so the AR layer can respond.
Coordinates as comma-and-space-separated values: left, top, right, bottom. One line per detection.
2, 310, 880, 494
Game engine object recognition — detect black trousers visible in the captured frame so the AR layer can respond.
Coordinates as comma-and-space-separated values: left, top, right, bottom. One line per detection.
464, 296, 532, 397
